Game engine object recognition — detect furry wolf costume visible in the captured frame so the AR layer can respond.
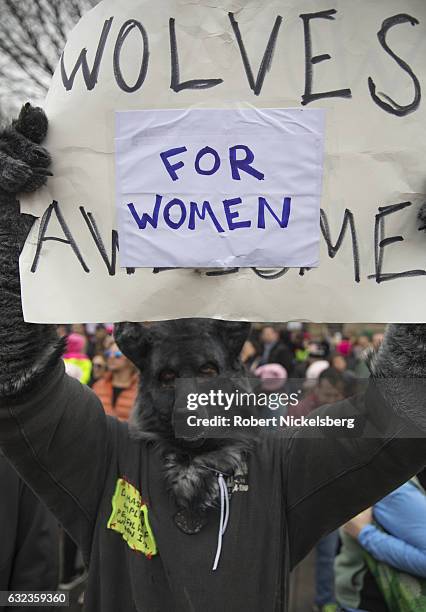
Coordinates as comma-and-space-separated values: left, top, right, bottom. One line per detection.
0, 105, 425, 612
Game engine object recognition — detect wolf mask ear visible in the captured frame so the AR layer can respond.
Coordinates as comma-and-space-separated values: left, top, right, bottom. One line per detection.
114, 322, 153, 369
213, 320, 251, 362
115, 319, 250, 369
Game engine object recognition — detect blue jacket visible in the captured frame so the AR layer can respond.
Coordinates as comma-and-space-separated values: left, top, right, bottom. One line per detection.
359, 480, 426, 577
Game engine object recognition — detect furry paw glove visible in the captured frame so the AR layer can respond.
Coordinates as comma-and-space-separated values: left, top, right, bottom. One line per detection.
0, 104, 64, 397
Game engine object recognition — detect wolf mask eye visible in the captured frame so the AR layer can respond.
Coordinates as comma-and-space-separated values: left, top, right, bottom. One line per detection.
159, 369, 177, 387
199, 363, 219, 377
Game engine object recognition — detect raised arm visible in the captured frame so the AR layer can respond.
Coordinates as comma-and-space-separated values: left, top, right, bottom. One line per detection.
0, 105, 113, 560
0, 103, 63, 395
284, 238, 426, 567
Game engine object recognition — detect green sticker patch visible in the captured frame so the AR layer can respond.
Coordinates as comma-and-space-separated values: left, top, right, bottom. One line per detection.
107, 477, 157, 557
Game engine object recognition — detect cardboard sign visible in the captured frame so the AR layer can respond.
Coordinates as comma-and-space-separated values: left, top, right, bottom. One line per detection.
20, 0, 426, 323
115, 108, 325, 268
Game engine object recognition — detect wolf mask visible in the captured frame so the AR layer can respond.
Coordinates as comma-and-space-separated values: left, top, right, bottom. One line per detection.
114, 318, 254, 530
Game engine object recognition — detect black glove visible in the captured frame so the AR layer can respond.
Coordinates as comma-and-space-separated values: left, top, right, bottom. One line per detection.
0, 103, 64, 397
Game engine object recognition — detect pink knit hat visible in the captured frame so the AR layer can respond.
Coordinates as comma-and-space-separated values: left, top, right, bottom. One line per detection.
64, 333, 86, 357
336, 339, 352, 357
255, 363, 288, 391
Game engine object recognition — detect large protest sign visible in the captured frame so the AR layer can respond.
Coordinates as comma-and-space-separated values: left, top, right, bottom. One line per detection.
20, 0, 426, 323
115, 108, 325, 268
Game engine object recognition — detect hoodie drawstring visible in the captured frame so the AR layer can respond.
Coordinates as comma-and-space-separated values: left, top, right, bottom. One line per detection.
212, 472, 229, 571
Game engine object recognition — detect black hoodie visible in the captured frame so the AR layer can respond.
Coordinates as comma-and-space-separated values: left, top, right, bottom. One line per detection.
0, 455, 59, 612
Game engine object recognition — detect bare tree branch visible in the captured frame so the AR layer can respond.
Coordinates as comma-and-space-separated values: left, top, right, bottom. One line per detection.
33, 0, 65, 57
0, 0, 98, 117
47, 0, 69, 46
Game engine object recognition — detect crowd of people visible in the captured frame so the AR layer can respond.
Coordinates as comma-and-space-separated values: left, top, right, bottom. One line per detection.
241, 323, 385, 380
2, 321, 425, 612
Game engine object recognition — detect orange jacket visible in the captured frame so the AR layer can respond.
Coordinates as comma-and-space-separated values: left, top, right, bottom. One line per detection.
92, 372, 139, 421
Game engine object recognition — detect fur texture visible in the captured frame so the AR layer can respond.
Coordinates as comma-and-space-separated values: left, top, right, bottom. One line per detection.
161, 436, 254, 513
368, 322, 426, 428
0, 104, 63, 397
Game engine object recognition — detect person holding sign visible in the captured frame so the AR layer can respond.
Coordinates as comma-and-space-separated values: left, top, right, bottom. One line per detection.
0, 105, 425, 612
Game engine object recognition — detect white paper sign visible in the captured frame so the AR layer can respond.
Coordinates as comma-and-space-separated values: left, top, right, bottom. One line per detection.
19, 0, 426, 323
115, 108, 325, 268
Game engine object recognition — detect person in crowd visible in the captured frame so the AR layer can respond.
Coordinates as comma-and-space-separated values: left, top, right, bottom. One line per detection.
301, 358, 330, 394
319, 337, 331, 359
336, 336, 352, 359
372, 333, 385, 351
63, 332, 92, 384
330, 353, 348, 373
258, 325, 294, 374
240, 338, 260, 371
87, 324, 110, 359
295, 367, 358, 418
336, 472, 426, 612
291, 330, 309, 363
279, 329, 295, 355
0, 454, 59, 611
350, 335, 373, 378
56, 323, 70, 338
352, 335, 371, 360
90, 353, 108, 387
293, 342, 329, 378
255, 363, 288, 394
103, 331, 115, 350
92, 342, 139, 420
71, 323, 87, 337
64, 360, 84, 382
